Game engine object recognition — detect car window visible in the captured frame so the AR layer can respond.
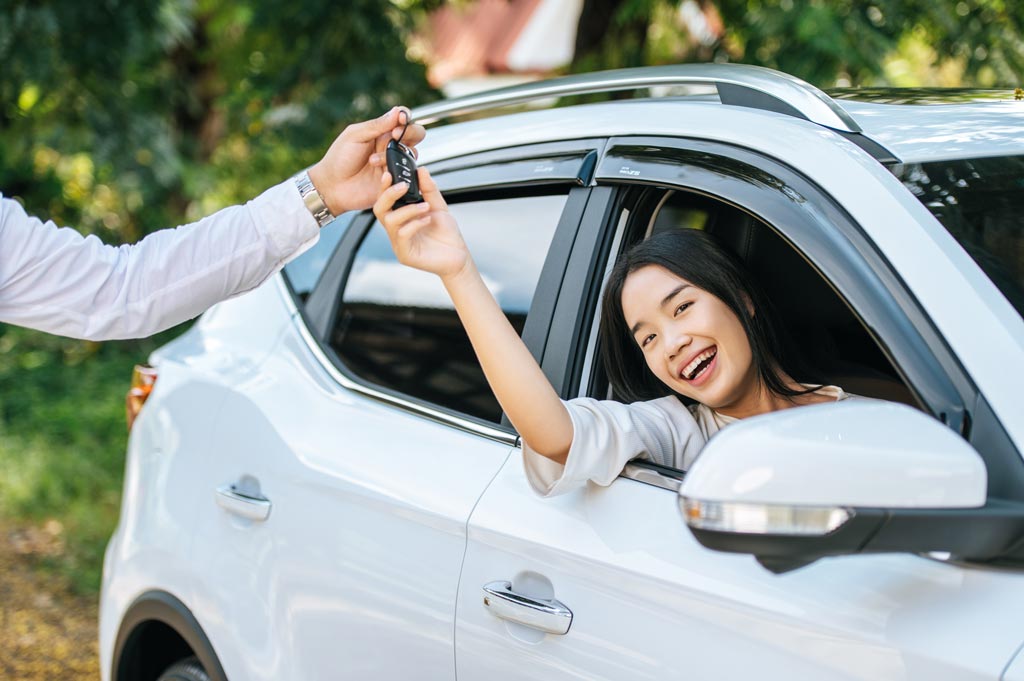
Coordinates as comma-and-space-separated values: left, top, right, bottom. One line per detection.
895, 155, 1024, 319
574, 140, 971, 443
585, 188, 915, 416
329, 193, 567, 423
283, 212, 358, 300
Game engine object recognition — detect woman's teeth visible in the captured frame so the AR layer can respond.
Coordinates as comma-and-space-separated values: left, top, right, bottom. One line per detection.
683, 348, 717, 380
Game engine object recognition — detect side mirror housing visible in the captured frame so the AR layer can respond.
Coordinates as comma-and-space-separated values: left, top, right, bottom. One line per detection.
678, 401, 1023, 572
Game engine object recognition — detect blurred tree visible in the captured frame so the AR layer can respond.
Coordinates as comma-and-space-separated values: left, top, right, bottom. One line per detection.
0, 1, 437, 592
571, 0, 1024, 88
573, 0, 653, 73
0, 0, 437, 243
712, 0, 1024, 87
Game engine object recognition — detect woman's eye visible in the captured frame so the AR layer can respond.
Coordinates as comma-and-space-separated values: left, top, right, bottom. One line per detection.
640, 334, 655, 348
674, 302, 692, 315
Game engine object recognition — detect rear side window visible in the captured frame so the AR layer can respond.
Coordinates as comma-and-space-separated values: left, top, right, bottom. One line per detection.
283, 212, 357, 300
329, 193, 566, 423
897, 156, 1024, 318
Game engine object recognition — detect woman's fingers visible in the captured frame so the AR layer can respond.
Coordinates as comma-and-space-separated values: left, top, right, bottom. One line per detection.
396, 215, 432, 240
386, 202, 431, 230
418, 168, 447, 210
373, 172, 409, 218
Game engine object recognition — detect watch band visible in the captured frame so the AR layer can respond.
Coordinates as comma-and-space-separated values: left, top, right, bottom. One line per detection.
293, 170, 335, 228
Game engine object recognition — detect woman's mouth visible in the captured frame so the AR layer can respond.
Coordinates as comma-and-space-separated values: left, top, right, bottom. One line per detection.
680, 346, 717, 385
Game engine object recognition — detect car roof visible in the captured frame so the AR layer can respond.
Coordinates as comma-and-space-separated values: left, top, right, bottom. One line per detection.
839, 97, 1024, 164
416, 77, 1024, 166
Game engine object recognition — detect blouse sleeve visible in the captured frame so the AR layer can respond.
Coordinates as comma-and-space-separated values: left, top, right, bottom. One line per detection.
0, 180, 319, 341
522, 395, 705, 497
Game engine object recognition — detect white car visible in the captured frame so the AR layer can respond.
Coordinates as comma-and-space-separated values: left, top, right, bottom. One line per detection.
100, 64, 1024, 681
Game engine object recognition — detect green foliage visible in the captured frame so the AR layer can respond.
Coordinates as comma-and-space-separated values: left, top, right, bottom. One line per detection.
0, 0, 435, 593
574, 0, 1024, 88
1, 0, 437, 240
0, 325, 185, 593
713, 0, 1024, 87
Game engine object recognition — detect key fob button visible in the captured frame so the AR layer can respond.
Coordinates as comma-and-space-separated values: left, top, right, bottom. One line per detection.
386, 140, 423, 206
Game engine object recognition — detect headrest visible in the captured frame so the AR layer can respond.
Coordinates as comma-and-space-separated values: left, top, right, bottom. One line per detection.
707, 212, 854, 328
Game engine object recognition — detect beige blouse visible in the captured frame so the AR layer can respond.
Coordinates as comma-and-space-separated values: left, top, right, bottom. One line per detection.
523, 385, 853, 497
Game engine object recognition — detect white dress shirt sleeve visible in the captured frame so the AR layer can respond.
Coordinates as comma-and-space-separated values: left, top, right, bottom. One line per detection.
0, 179, 319, 340
522, 395, 706, 497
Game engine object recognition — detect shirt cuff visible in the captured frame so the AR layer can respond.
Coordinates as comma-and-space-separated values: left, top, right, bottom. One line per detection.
246, 178, 321, 264
521, 403, 596, 497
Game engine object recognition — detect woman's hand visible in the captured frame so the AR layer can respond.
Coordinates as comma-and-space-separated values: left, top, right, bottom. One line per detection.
373, 168, 470, 281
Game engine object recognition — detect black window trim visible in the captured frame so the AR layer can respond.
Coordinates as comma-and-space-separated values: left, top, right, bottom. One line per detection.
280, 210, 362, 307
285, 163, 601, 443
541, 135, 1022, 498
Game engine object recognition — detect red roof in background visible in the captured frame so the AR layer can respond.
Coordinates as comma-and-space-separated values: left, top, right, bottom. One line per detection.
420, 0, 726, 89
424, 0, 544, 87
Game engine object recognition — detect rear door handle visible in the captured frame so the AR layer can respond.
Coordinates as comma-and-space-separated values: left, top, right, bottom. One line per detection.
482, 581, 573, 635
215, 483, 272, 521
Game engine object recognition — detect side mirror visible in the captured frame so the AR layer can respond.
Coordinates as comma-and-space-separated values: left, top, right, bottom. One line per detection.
678, 401, 1022, 572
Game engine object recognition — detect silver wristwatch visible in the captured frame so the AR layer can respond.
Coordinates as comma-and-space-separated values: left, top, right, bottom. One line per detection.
293, 169, 335, 228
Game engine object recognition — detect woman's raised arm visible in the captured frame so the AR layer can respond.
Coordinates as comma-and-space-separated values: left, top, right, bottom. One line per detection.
374, 169, 573, 463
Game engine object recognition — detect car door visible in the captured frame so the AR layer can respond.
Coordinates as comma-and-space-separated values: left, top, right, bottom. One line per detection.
187, 143, 603, 681
454, 136, 1024, 679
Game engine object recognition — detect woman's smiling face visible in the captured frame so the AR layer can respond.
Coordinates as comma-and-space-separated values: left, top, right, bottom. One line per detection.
621, 264, 758, 411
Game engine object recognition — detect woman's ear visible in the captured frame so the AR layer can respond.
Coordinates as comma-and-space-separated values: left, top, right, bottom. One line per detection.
743, 293, 755, 318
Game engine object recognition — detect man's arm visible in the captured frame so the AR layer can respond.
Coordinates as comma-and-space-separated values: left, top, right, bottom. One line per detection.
0, 182, 312, 340
0, 108, 425, 341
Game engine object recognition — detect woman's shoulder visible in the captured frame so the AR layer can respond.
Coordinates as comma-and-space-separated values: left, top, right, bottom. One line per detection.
565, 394, 696, 419
816, 384, 875, 403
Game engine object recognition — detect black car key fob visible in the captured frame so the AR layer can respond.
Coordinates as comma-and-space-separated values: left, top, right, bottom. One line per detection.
386, 139, 423, 206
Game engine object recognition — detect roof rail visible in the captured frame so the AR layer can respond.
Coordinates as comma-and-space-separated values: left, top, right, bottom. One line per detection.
411, 63, 862, 133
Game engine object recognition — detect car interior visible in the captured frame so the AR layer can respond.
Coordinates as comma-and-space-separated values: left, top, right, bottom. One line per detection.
602, 187, 917, 410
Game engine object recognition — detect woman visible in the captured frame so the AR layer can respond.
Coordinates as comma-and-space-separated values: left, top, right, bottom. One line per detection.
374, 168, 856, 497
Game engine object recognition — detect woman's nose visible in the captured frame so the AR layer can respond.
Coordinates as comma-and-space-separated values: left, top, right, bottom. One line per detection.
665, 327, 692, 360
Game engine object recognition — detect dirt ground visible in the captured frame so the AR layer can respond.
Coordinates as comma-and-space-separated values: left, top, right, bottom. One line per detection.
0, 523, 100, 679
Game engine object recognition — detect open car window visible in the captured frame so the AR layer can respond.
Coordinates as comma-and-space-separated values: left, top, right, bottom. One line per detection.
582, 187, 917, 426
328, 192, 567, 424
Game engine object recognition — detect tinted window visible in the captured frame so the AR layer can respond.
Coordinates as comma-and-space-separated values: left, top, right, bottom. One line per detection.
331, 194, 566, 423
283, 212, 357, 299
897, 156, 1024, 318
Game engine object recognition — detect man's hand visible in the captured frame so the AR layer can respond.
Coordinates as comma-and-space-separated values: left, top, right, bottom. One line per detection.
308, 107, 426, 215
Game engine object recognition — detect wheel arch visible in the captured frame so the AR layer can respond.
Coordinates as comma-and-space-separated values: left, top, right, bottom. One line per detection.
112, 590, 227, 681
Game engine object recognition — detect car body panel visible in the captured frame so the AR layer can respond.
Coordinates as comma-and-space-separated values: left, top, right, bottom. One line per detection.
457, 454, 1024, 681
99, 281, 298, 681
182, 306, 513, 680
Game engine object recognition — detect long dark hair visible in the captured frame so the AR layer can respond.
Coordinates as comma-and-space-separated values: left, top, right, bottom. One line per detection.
600, 229, 820, 403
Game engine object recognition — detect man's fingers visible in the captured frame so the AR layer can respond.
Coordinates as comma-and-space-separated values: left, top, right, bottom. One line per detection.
394, 123, 426, 146
375, 132, 390, 157
418, 168, 447, 210
346, 107, 406, 144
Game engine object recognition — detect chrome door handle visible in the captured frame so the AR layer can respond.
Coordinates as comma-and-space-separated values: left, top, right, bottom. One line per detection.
482, 581, 573, 635
215, 483, 272, 521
